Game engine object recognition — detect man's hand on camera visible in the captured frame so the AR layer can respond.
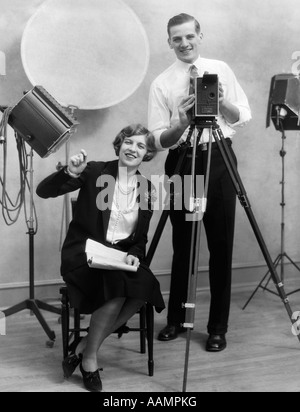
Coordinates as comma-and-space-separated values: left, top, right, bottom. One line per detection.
218, 83, 225, 105
178, 95, 195, 128
160, 95, 196, 149
218, 84, 240, 124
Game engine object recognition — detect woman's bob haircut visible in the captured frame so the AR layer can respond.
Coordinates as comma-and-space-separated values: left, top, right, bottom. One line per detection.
113, 124, 157, 162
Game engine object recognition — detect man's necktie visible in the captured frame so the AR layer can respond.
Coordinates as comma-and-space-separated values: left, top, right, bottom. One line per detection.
189, 64, 199, 95
188, 65, 199, 123
186, 65, 200, 211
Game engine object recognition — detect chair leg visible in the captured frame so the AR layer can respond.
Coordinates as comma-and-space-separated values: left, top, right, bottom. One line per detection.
139, 305, 146, 354
146, 303, 154, 376
60, 288, 70, 359
74, 308, 81, 343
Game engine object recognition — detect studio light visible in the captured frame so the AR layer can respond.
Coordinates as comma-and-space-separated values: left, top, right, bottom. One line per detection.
266, 73, 300, 131
1, 85, 78, 158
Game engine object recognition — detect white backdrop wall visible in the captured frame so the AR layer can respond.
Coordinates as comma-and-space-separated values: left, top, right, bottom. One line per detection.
1, 0, 300, 307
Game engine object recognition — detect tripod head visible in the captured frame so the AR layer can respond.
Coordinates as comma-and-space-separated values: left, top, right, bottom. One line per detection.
187, 116, 219, 147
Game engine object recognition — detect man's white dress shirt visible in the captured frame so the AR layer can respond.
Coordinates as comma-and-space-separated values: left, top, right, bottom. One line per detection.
148, 56, 251, 150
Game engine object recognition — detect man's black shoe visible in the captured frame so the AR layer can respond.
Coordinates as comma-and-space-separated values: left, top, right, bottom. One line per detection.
157, 325, 186, 341
206, 334, 227, 352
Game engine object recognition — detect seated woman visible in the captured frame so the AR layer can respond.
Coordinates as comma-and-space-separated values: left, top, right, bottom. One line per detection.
36, 124, 165, 392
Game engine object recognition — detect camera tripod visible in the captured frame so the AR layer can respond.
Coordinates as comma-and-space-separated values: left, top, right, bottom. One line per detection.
145, 118, 300, 392
243, 121, 300, 309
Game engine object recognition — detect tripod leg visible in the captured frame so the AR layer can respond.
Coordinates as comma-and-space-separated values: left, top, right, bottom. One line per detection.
243, 254, 282, 310
182, 328, 192, 393
182, 220, 203, 392
2, 301, 28, 317
36, 300, 61, 315
28, 300, 56, 341
146, 210, 170, 266
146, 128, 203, 267
183, 127, 210, 392
282, 253, 300, 296
287, 288, 300, 297
146, 145, 192, 266
242, 271, 271, 310
263, 254, 282, 290
182, 216, 203, 392
283, 253, 300, 272
213, 127, 299, 339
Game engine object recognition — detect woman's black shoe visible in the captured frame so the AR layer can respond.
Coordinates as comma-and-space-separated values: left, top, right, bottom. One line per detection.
62, 337, 83, 378
79, 362, 103, 392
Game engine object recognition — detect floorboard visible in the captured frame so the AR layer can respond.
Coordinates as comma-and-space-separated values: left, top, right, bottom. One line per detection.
1, 285, 300, 392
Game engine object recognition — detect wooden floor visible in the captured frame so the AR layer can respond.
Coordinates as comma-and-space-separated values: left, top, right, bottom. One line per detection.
1, 285, 300, 392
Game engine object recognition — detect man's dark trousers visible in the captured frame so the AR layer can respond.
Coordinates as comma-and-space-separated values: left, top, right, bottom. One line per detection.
164, 139, 237, 335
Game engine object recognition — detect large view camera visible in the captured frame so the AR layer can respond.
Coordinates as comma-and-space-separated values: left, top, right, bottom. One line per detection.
194, 73, 219, 119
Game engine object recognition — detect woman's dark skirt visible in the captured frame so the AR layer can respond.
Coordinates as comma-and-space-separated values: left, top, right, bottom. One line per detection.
63, 263, 165, 314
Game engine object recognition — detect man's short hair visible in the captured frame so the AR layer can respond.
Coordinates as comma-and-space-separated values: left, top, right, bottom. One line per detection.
167, 13, 201, 37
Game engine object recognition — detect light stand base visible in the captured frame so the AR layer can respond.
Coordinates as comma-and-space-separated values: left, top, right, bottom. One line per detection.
243, 124, 300, 309
243, 253, 300, 309
3, 298, 61, 343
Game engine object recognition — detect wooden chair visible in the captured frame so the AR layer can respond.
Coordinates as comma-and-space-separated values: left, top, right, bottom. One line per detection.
60, 199, 155, 376
60, 288, 154, 376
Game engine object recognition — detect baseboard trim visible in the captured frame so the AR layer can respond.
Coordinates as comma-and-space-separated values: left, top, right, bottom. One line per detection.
0, 279, 65, 291
0, 260, 299, 310
0, 259, 299, 291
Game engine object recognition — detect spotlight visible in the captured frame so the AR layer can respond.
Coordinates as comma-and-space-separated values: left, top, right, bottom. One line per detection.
266, 73, 300, 131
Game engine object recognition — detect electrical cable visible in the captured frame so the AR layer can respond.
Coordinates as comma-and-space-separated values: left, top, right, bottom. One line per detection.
0, 109, 38, 232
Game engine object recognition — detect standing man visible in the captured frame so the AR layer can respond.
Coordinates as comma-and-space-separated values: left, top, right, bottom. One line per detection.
148, 13, 251, 351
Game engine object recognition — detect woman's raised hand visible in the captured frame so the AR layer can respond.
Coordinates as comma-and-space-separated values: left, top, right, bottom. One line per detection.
68, 149, 88, 175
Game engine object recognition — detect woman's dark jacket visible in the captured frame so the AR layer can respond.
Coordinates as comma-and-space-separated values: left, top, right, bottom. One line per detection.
36, 160, 154, 276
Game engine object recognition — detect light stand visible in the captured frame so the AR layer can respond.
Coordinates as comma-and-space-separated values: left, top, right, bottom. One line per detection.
2, 147, 61, 344
243, 117, 300, 309
0, 86, 78, 345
